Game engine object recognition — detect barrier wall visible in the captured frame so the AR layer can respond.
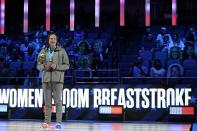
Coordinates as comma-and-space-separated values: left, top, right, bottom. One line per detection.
0, 80, 196, 122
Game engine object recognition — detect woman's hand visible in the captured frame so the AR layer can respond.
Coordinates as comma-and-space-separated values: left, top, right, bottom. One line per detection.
44, 62, 52, 70
51, 63, 57, 70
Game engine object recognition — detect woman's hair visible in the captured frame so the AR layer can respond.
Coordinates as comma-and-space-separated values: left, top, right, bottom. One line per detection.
172, 33, 180, 42
169, 46, 181, 59
153, 59, 162, 69
78, 40, 89, 47
46, 33, 59, 48
167, 63, 184, 77
94, 40, 102, 47
135, 56, 143, 66
78, 40, 90, 51
164, 34, 173, 43
183, 43, 195, 59
93, 40, 103, 53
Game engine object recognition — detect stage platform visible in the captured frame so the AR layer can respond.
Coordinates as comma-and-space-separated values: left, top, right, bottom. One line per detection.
0, 120, 192, 131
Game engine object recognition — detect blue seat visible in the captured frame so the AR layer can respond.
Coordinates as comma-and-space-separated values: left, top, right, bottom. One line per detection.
140, 50, 152, 61
72, 39, 81, 46
154, 51, 167, 67
167, 59, 181, 67
66, 70, 73, 76
185, 69, 197, 77
183, 59, 197, 69
9, 62, 22, 71
85, 38, 94, 46
118, 63, 130, 69
22, 62, 35, 70
100, 32, 111, 39
122, 55, 137, 63
140, 50, 152, 67
75, 69, 92, 78
87, 32, 98, 39
0, 62, 3, 69
97, 38, 110, 48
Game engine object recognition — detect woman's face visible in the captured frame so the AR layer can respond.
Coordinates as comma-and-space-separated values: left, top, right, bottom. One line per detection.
186, 46, 194, 57
147, 34, 153, 41
93, 43, 101, 53
48, 34, 57, 48
172, 35, 178, 42
154, 60, 161, 69
164, 35, 169, 43
79, 43, 87, 54
171, 48, 179, 59
161, 28, 166, 34
171, 66, 180, 77
73, 44, 78, 52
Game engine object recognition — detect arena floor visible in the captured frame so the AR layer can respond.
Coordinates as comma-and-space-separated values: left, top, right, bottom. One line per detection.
0, 120, 192, 131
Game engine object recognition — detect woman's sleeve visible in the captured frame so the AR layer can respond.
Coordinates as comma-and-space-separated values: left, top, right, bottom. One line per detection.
56, 49, 70, 71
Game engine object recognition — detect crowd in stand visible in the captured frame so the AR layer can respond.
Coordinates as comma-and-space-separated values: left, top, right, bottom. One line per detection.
0, 25, 113, 85
132, 26, 197, 78
0, 25, 197, 85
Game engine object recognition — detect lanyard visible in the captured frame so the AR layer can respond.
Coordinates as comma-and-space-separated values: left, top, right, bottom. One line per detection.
48, 48, 54, 61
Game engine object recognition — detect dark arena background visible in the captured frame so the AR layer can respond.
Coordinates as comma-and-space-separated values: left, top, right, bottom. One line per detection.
0, 0, 197, 130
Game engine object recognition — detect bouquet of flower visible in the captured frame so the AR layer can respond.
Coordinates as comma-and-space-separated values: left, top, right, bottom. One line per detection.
38, 51, 46, 64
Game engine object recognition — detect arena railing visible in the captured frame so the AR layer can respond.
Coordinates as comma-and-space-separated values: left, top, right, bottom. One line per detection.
0, 71, 196, 85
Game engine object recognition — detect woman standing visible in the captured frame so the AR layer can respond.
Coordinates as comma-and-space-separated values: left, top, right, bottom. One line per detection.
37, 33, 69, 129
